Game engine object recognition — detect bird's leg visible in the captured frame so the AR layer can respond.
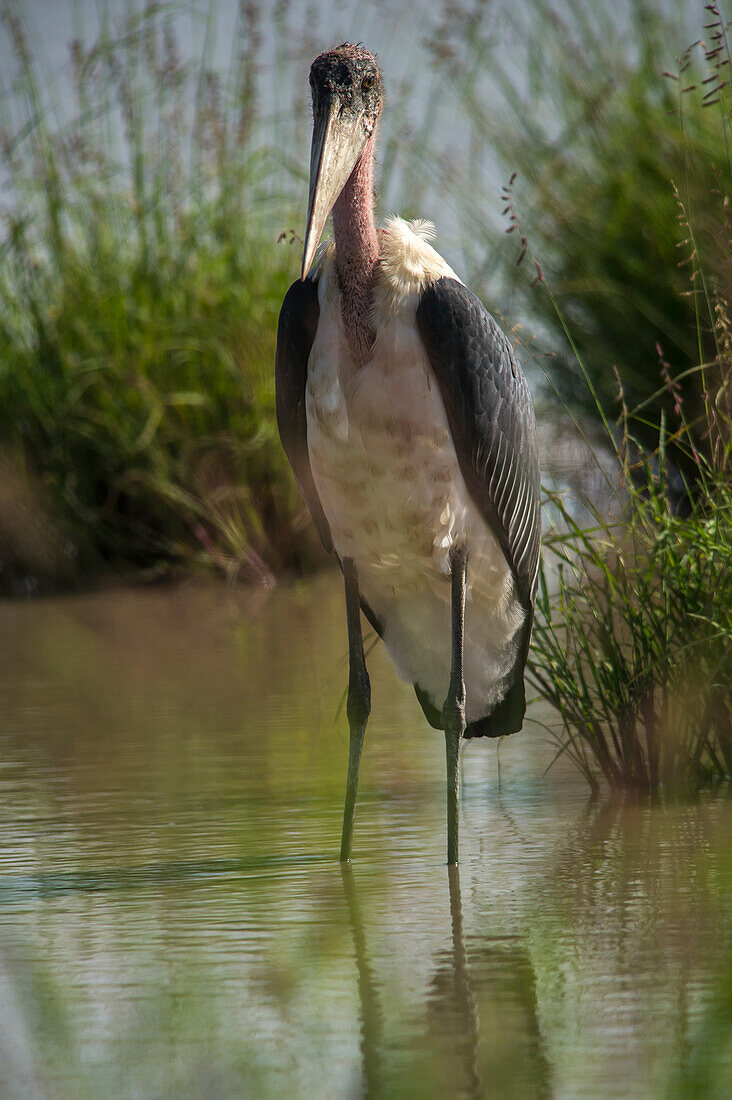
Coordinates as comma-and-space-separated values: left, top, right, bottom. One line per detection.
443, 544, 468, 866
340, 557, 371, 863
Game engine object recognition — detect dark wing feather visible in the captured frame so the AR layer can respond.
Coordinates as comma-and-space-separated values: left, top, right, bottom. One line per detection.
416, 277, 541, 608
416, 278, 541, 739
275, 278, 333, 553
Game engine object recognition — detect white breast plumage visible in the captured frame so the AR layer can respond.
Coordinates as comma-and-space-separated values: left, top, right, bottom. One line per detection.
306, 217, 525, 724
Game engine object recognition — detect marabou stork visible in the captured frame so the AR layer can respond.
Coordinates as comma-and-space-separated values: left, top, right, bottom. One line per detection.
276, 45, 541, 865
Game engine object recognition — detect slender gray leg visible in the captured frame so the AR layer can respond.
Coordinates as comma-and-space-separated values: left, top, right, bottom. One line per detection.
443, 544, 468, 866
340, 557, 371, 863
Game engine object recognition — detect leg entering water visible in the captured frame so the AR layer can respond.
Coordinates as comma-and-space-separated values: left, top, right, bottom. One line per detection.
340, 557, 371, 863
443, 545, 468, 866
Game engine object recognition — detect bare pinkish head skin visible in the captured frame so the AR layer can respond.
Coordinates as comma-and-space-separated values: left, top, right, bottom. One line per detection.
305, 44, 383, 365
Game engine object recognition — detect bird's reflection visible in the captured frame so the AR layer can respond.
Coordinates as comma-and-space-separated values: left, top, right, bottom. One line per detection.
426, 864, 550, 1098
341, 864, 549, 1098
341, 866, 384, 1098
442, 865, 482, 1098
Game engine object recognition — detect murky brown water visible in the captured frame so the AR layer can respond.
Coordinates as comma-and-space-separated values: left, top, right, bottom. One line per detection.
0, 575, 729, 1099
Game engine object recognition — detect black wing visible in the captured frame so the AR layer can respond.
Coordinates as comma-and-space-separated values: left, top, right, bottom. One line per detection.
275, 278, 333, 553
416, 277, 541, 607
416, 278, 541, 739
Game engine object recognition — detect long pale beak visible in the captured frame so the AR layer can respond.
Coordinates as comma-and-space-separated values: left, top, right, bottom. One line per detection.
301, 97, 369, 279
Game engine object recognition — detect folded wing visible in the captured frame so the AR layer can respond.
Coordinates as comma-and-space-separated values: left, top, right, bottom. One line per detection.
416, 277, 541, 737
275, 277, 333, 553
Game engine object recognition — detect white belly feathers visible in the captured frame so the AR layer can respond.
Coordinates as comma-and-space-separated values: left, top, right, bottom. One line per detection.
306, 217, 525, 723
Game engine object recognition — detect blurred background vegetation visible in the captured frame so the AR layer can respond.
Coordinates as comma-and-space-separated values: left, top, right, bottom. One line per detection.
0, 1, 310, 590
0, 0, 727, 589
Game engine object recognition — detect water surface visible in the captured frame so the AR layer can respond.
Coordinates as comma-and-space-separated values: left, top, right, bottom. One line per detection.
0, 577, 729, 1098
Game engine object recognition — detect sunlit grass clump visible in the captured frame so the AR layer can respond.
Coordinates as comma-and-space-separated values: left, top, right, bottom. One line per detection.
0, 4, 318, 590
532, 393, 731, 794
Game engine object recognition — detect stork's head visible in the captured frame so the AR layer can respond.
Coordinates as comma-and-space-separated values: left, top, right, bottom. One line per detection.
301, 44, 383, 278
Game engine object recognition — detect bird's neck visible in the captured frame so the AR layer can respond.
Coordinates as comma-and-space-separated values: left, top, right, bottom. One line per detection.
332, 132, 379, 366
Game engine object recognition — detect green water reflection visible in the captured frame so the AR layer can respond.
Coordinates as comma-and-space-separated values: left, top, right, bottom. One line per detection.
0, 577, 729, 1098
